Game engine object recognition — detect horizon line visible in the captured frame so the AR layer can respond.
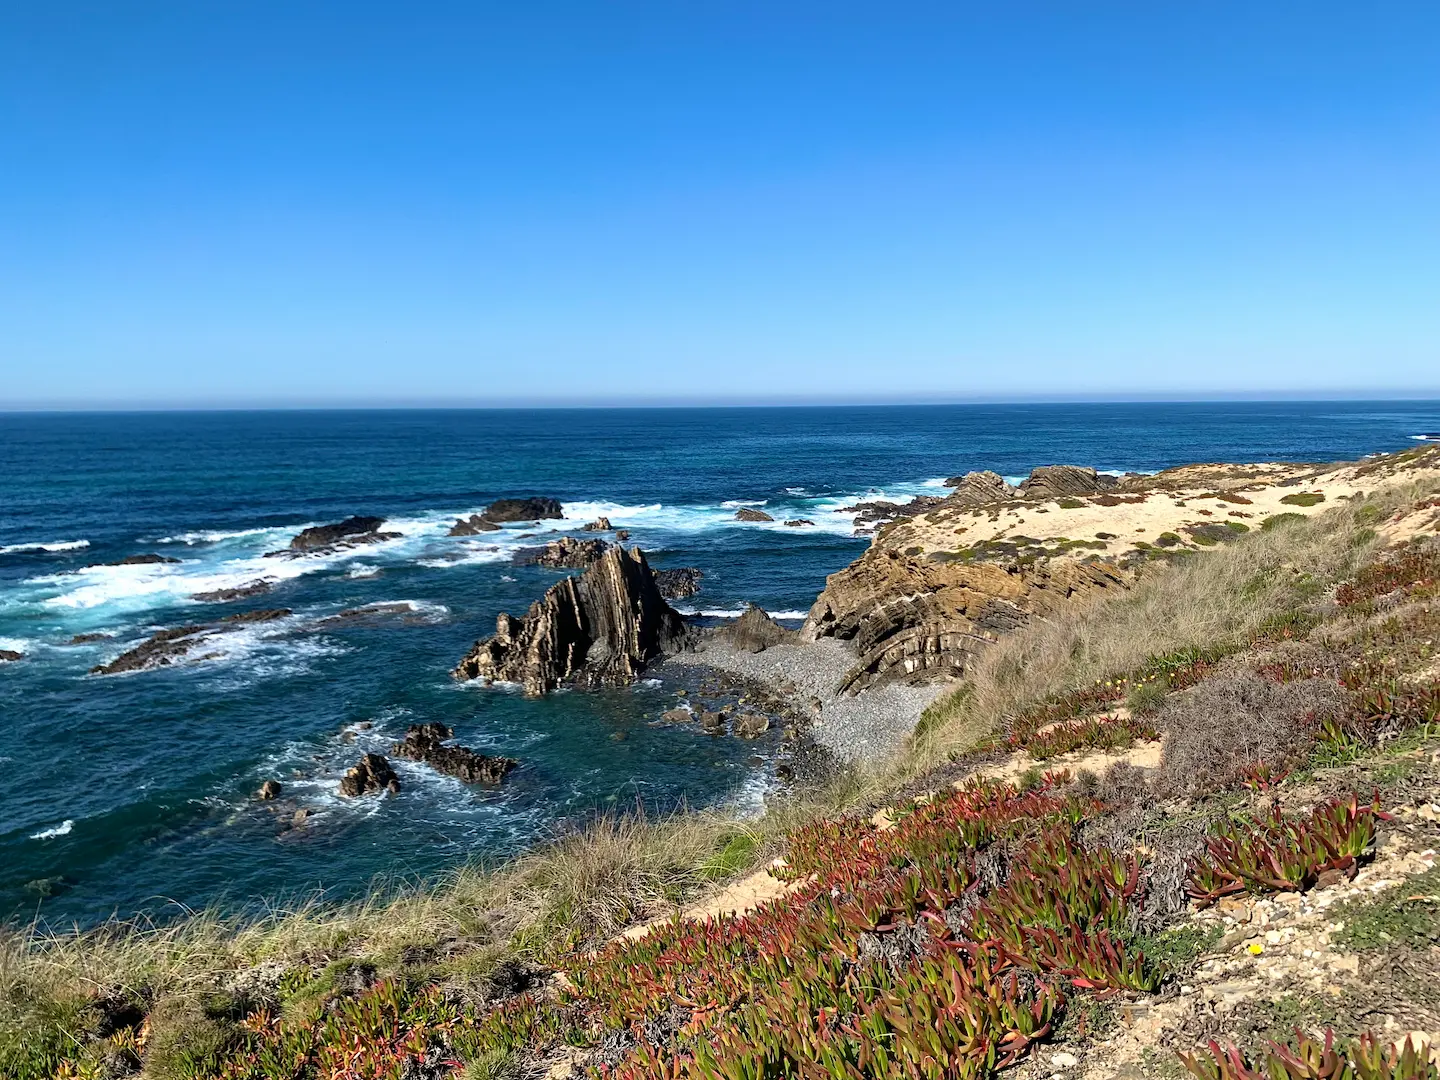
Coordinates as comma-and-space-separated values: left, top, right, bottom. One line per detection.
4, 389, 1440, 414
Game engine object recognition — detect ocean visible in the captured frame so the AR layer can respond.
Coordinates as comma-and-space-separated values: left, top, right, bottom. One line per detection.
2, 400, 1437, 927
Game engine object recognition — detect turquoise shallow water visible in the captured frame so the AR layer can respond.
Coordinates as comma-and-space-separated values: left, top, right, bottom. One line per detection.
1, 401, 1436, 926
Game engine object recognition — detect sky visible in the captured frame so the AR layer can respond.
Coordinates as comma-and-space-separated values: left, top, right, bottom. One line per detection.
2, 2, 1438, 408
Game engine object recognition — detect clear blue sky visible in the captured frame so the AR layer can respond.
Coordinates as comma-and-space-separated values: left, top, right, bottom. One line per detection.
2, 3, 1438, 407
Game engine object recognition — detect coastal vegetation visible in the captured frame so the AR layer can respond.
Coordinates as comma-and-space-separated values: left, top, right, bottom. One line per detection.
4, 467, 1440, 1080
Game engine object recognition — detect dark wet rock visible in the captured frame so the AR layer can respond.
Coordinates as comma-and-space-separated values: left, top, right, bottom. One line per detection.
102, 553, 179, 566
720, 604, 796, 654
783, 519, 815, 527
257, 780, 283, 800
90, 625, 214, 675
734, 508, 774, 522
1018, 465, 1118, 500
653, 567, 703, 600
453, 546, 689, 696
660, 708, 692, 724
513, 537, 609, 570
220, 608, 292, 624
319, 602, 430, 627
288, 516, 388, 551
941, 470, 1017, 504
68, 633, 110, 645
840, 496, 946, 530
615, 530, 631, 542
191, 579, 273, 603
338, 753, 400, 797
0, 649, 22, 663
449, 514, 501, 536
390, 722, 516, 784
582, 517, 613, 532
481, 497, 563, 523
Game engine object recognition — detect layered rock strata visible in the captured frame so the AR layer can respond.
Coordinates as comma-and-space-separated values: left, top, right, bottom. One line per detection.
453, 546, 688, 696
513, 537, 609, 569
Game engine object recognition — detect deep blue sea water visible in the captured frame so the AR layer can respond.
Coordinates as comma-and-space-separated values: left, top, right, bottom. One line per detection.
2, 401, 1437, 927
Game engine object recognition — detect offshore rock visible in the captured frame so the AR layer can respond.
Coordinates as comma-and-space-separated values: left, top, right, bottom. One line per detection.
720, 604, 795, 654
802, 547, 1128, 693
257, 780, 283, 800
452, 546, 688, 696
941, 471, 1017, 504
0, 649, 22, 663
1018, 465, 1118, 500
783, 519, 816, 527
482, 497, 564, 523
192, 579, 273, 603
338, 753, 400, 797
735, 508, 774, 522
449, 514, 501, 536
90, 625, 215, 675
653, 567, 703, 600
841, 495, 946, 531
288, 516, 388, 551
390, 722, 516, 784
100, 553, 180, 566
582, 517, 613, 531
513, 537, 609, 570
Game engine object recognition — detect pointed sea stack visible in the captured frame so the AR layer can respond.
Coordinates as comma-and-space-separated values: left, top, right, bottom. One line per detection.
453, 546, 688, 696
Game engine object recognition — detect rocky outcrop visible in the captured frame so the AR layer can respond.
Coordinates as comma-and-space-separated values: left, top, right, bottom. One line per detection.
68, 633, 110, 644
453, 546, 688, 696
513, 537, 609, 569
802, 547, 1128, 693
101, 553, 180, 566
783, 519, 815, 527
0, 649, 22, 663
482, 498, 563, 523
653, 567, 703, 600
257, 780, 282, 800
220, 608, 291, 625
942, 471, 1017, 504
288, 516, 389, 551
338, 753, 400, 797
735, 508, 774, 522
1018, 465, 1117, 500
582, 517, 613, 532
720, 604, 795, 654
390, 723, 516, 784
839, 495, 945, 530
90, 610, 290, 675
449, 514, 501, 536
192, 580, 273, 603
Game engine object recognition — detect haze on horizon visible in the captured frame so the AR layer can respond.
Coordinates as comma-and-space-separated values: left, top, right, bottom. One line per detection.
2, 3, 1438, 409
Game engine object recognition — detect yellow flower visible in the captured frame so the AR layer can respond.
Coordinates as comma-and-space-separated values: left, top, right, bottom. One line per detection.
1246, 942, 1264, 955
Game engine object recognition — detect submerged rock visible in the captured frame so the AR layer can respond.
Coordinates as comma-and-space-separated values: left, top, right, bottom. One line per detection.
68, 633, 110, 644
481, 497, 563, 523
191, 579, 273, 603
453, 546, 688, 696
734, 508, 774, 522
338, 753, 400, 797
449, 514, 501, 536
220, 608, 291, 625
653, 567, 704, 600
90, 625, 215, 675
513, 537, 609, 570
390, 723, 516, 784
100, 553, 180, 566
720, 604, 795, 654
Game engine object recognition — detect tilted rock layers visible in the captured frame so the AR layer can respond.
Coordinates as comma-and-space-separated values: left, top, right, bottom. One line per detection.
801, 546, 1128, 693
453, 546, 688, 696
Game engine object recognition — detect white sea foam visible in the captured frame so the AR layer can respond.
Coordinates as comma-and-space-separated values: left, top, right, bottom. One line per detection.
347, 564, 380, 578
150, 527, 281, 545
0, 539, 89, 554
720, 499, 769, 509
1412, 434, 1440, 443
0, 637, 30, 653
674, 607, 809, 620
30, 820, 74, 840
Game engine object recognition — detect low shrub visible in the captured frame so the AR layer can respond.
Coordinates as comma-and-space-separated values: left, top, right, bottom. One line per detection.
1180, 1028, 1438, 1080
1280, 492, 1326, 507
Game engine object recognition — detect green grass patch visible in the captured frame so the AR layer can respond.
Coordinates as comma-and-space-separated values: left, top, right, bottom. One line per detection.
1129, 921, 1223, 972
1057, 497, 1086, 509
700, 831, 759, 881
1332, 864, 1440, 952
1260, 512, 1307, 531
1280, 491, 1326, 507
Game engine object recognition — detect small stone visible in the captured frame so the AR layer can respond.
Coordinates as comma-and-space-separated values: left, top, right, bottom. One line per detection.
1050, 1052, 1079, 1069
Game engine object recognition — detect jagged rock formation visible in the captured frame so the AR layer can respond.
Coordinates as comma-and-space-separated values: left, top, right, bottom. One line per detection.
450, 514, 500, 535
390, 722, 516, 783
582, 517, 613, 532
653, 567, 703, 600
191, 580, 272, 603
288, 516, 389, 551
839, 495, 946, 530
90, 610, 291, 675
1017, 465, 1117, 500
720, 604, 795, 654
338, 753, 400, 796
802, 548, 1128, 693
514, 537, 609, 569
942, 471, 1017, 503
482, 497, 563, 523
783, 519, 815, 527
453, 546, 689, 696
735, 508, 774, 522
